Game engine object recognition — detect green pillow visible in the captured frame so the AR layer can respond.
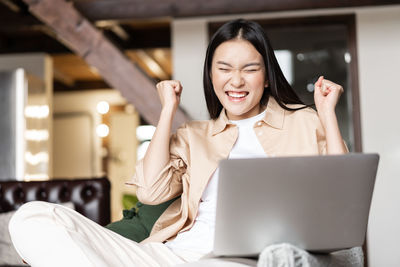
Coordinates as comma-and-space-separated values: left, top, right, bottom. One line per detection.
105, 197, 178, 242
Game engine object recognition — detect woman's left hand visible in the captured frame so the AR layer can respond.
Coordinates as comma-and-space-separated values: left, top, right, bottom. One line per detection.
314, 76, 344, 126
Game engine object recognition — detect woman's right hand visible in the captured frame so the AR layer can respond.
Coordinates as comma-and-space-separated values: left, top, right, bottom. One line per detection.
142, 80, 183, 191
156, 80, 183, 114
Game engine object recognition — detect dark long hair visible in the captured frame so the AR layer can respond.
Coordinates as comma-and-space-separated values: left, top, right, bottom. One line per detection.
203, 19, 307, 119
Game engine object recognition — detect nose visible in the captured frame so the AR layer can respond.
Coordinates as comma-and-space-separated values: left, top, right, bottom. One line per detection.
230, 70, 244, 88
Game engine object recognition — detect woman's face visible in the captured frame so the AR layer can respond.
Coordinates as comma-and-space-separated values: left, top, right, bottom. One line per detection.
211, 39, 268, 120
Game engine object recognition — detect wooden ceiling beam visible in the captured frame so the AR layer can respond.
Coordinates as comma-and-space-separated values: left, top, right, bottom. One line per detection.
54, 80, 111, 91
23, 0, 189, 129
0, 34, 71, 54
0, 13, 40, 26
0, 0, 30, 15
72, 0, 400, 21
134, 50, 169, 80
0, 28, 169, 54
117, 25, 171, 49
53, 68, 75, 86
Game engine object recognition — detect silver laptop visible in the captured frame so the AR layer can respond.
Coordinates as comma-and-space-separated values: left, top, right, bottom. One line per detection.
213, 153, 379, 257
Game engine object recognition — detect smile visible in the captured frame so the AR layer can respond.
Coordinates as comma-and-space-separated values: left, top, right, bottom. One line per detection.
225, 91, 249, 101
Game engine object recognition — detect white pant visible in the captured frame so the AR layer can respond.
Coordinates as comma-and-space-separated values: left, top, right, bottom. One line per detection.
9, 201, 256, 267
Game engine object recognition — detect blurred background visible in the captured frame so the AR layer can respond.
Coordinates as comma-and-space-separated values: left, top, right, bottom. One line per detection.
0, 1, 399, 266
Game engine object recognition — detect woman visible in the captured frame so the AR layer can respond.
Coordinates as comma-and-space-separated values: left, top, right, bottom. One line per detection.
9, 19, 346, 267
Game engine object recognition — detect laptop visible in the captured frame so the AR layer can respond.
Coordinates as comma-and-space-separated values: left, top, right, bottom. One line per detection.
213, 153, 379, 257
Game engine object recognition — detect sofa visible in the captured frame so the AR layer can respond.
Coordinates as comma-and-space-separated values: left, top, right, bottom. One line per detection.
0, 177, 364, 266
0, 177, 111, 266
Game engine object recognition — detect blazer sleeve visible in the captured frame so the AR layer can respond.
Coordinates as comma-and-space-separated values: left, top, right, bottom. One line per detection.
314, 113, 349, 155
127, 124, 189, 205
315, 117, 327, 155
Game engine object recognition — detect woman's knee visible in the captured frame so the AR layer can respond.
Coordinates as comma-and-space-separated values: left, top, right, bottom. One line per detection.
9, 201, 57, 240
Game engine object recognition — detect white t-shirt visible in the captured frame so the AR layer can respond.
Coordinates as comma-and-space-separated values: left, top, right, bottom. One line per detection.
165, 109, 268, 254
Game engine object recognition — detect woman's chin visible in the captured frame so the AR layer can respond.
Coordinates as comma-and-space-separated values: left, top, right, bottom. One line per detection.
226, 109, 250, 120
225, 103, 263, 120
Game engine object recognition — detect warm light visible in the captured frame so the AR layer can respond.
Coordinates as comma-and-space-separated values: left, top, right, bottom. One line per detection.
25, 174, 49, 181
136, 50, 168, 80
89, 66, 99, 75
25, 105, 49, 118
124, 104, 135, 114
97, 101, 110, 114
153, 49, 166, 60
96, 124, 109, 137
25, 129, 49, 141
16, 69, 26, 181
25, 152, 49, 165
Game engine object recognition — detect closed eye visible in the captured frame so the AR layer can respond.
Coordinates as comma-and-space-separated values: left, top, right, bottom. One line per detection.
244, 69, 260, 73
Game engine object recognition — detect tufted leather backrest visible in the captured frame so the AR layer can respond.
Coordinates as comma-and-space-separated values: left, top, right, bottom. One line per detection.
0, 177, 111, 226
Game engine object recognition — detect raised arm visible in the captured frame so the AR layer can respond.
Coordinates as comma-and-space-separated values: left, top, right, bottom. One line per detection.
314, 76, 348, 154
143, 80, 183, 181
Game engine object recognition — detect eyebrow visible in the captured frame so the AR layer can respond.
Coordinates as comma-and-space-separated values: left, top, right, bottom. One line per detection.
216, 61, 262, 68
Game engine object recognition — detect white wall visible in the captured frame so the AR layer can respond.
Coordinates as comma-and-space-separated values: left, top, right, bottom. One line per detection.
0, 53, 53, 178
173, 5, 400, 266
172, 19, 209, 120
53, 112, 94, 178
357, 6, 400, 267
54, 89, 140, 221
53, 90, 127, 177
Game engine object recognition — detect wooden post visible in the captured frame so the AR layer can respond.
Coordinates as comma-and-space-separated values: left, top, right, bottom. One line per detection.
22, 0, 190, 130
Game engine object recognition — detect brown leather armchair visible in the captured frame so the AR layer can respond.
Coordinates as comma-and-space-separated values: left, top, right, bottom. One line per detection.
0, 177, 111, 226
0, 177, 111, 267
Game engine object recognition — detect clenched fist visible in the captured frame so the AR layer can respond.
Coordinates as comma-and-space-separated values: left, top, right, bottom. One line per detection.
314, 76, 344, 127
156, 80, 183, 114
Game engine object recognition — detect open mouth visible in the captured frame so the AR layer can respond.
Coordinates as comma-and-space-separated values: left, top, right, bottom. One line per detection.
225, 91, 249, 101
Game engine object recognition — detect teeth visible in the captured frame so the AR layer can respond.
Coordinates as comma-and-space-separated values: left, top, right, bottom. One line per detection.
227, 92, 247, 98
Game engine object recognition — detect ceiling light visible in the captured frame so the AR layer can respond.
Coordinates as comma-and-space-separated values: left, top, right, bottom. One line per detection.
97, 101, 110, 114
97, 124, 109, 138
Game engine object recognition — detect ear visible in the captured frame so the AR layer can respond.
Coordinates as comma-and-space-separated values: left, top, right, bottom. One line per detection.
264, 80, 269, 87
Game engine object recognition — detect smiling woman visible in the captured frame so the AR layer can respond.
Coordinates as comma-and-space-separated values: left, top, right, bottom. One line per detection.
203, 19, 307, 121
211, 39, 267, 120
9, 18, 348, 267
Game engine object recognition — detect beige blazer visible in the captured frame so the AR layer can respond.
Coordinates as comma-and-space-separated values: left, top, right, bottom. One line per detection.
128, 97, 327, 244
